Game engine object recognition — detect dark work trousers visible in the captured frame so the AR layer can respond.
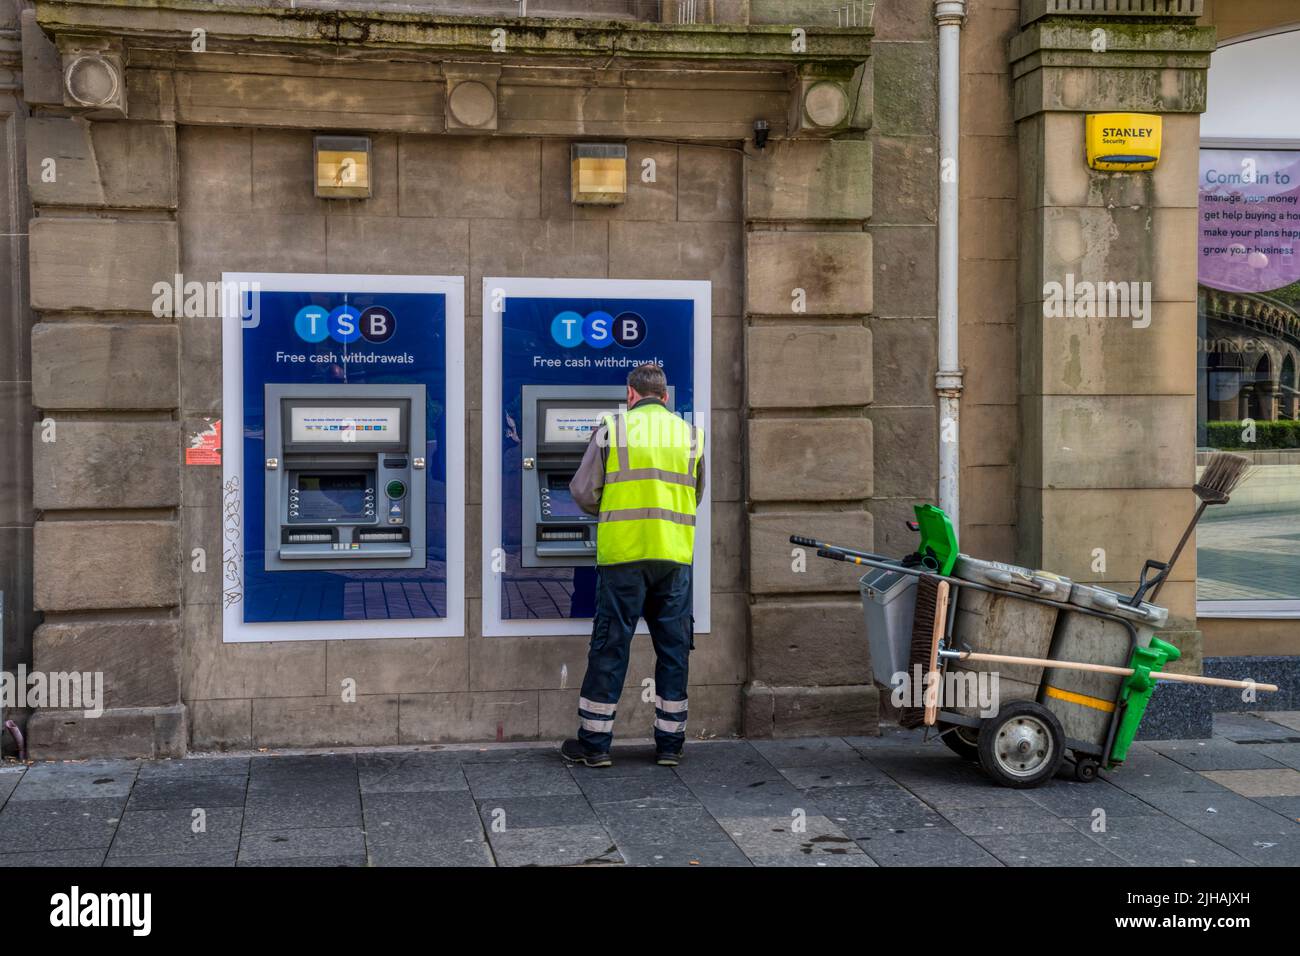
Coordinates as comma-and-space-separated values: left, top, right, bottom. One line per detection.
577, 561, 693, 755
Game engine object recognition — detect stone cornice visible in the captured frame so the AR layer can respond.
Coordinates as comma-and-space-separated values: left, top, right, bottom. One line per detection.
1010, 17, 1215, 118
34, 0, 871, 68
1020, 0, 1204, 27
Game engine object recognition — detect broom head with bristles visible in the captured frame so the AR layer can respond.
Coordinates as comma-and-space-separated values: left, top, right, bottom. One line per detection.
1195, 451, 1250, 505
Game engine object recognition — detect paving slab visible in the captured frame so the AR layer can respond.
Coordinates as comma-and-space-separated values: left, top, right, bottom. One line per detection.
9, 761, 138, 801
714, 813, 863, 862
0, 768, 24, 806
751, 737, 864, 768
595, 804, 733, 846
973, 831, 1129, 867
776, 759, 896, 790
0, 797, 123, 852
362, 790, 484, 846
238, 826, 366, 863
1210, 831, 1300, 867
574, 771, 700, 808
616, 841, 752, 867
366, 840, 495, 866
105, 850, 239, 867
1213, 713, 1300, 742
357, 752, 468, 793
856, 827, 1003, 866
107, 806, 243, 859
1261, 711, 1300, 733
0, 847, 108, 867
806, 785, 949, 837
1064, 813, 1249, 867
126, 774, 248, 811
1105, 751, 1233, 794
463, 760, 583, 798
1200, 768, 1300, 798
938, 806, 1074, 837
243, 788, 362, 832
488, 824, 621, 867
1236, 743, 1300, 770
1133, 790, 1300, 840
137, 756, 251, 779
1147, 739, 1286, 772
1023, 779, 1158, 819
476, 794, 600, 830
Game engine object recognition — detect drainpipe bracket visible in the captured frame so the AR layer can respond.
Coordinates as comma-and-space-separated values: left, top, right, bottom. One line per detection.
934, 1, 967, 25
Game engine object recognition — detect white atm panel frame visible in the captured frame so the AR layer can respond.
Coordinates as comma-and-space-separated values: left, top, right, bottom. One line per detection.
221, 272, 465, 643
481, 277, 712, 638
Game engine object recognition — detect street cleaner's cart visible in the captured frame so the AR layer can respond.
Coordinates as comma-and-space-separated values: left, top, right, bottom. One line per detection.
792, 501, 1277, 789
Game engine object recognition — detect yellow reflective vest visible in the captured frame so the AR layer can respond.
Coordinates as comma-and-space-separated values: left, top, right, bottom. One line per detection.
597, 402, 703, 566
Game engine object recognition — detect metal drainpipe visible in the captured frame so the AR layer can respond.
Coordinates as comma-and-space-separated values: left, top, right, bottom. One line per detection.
934, 0, 966, 529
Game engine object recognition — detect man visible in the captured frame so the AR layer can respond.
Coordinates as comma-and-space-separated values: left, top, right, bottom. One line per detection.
560, 363, 705, 768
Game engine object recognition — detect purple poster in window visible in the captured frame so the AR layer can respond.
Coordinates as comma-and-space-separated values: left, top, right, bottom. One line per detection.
1199, 148, 1300, 294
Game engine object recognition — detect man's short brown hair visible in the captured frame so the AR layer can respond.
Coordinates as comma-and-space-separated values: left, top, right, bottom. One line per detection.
627, 362, 668, 398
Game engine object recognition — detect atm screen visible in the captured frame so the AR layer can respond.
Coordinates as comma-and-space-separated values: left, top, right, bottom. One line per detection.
543, 407, 610, 445
296, 474, 369, 521
545, 484, 587, 518
291, 406, 401, 443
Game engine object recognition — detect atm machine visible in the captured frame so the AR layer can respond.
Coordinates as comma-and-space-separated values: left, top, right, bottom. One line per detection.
519, 384, 674, 567
263, 383, 426, 571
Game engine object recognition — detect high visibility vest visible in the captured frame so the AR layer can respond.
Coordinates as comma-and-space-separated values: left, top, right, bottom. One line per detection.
597, 402, 703, 566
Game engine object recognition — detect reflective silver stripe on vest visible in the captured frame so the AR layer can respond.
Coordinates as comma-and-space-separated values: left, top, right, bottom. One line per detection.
612, 413, 630, 472
655, 696, 688, 714
581, 717, 615, 733
604, 467, 695, 487
599, 507, 696, 526
578, 697, 617, 716
654, 717, 687, 733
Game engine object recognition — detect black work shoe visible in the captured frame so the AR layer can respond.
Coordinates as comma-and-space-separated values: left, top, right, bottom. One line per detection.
655, 749, 683, 767
560, 738, 612, 768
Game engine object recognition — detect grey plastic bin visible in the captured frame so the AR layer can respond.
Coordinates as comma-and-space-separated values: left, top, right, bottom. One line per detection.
859, 567, 918, 687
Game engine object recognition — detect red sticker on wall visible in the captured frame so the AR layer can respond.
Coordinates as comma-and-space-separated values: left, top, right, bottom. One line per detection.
186, 419, 222, 466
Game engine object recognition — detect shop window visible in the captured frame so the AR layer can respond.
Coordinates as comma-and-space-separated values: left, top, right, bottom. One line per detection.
1196, 28, 1300, 617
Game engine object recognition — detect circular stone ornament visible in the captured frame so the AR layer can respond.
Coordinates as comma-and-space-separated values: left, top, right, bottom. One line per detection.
64, 55, 120, 108
448, 80, 497, 128
803, 81, 850, 129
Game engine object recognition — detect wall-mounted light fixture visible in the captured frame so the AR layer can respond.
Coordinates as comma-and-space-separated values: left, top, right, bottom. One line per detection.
314, 135, 372, 199
570, 143, 627, 206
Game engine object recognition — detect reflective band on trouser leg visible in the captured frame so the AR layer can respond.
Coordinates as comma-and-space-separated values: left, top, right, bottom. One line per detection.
654, 696, 688, 736
578, 697, 617, 735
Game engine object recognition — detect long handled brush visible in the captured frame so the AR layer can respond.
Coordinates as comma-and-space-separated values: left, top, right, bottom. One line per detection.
1140, 451, 1250, 605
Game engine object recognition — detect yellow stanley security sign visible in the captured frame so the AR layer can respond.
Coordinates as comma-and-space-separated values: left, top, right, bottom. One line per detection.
1085, 112, 1162, 171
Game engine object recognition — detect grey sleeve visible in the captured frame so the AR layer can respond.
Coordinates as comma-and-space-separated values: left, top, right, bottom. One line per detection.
695, 427, 706, 505
569, 425, 607, 516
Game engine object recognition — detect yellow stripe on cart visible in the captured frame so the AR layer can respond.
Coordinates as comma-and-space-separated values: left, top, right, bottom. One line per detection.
1044, 685, 1116, 713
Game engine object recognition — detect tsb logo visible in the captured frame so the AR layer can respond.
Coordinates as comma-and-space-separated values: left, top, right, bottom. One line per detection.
551, 310, 646, 349
295, 304, 396, 344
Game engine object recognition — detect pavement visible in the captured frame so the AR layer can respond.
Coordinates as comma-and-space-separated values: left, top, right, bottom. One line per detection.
1, 711, 1298, 867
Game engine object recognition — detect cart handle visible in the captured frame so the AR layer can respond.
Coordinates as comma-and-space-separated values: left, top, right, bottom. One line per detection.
941, 650, 1278, 693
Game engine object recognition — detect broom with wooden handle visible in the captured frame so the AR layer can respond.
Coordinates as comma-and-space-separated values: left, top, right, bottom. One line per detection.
1135, 451, 1251, 606
940, 650, 1278, 693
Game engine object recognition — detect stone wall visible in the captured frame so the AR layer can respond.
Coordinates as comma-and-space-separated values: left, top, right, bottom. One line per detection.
12, 0, 880, 755
178, 129, 748, 749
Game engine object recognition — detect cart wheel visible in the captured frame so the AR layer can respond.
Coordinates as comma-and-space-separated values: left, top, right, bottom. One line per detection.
1073, 755, 1101, 783
939, 723, 980, 762
977, 701, 1066, 789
